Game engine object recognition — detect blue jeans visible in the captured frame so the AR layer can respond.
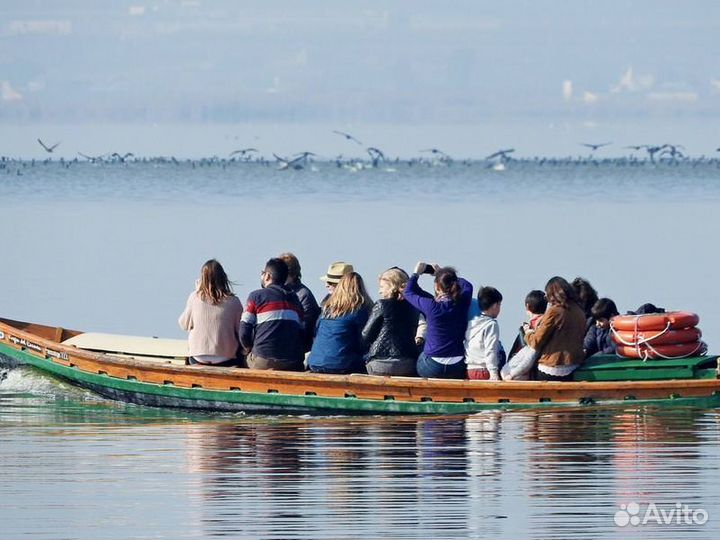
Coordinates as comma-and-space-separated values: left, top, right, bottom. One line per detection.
309, 356, 366, 375
416, 352, 466, 379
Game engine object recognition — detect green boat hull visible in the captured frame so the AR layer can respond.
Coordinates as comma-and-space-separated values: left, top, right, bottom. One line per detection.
4, 345, 720, 414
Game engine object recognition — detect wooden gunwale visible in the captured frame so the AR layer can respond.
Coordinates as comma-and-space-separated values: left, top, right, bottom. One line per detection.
2, 317, 720, 412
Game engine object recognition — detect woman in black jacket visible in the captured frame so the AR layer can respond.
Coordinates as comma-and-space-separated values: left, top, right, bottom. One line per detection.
362, 267, 420, 376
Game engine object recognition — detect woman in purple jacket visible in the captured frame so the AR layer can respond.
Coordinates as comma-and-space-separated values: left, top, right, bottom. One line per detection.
403, 263, 473, 379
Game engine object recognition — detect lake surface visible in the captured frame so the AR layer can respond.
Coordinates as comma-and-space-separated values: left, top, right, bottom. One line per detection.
1, 159, 720, 538
2, 366, 719, 539
0, 158, 718, 345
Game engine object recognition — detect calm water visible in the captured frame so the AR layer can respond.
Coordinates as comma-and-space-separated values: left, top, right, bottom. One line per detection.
1, 365, 719, 539
1, 159, 718, 344
2, 158, 720, 204
2, 160, 720, 539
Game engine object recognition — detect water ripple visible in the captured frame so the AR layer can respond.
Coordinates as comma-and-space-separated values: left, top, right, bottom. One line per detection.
2, 372, 720, 539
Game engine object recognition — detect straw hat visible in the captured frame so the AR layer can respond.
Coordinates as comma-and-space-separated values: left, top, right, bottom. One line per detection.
319, 262, 354, 284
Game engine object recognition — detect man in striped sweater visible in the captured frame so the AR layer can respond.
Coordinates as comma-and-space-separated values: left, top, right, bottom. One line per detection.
240, 258, 305, 371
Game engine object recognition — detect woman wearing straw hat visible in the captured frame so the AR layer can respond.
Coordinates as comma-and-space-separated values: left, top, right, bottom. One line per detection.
319, 261, 354, 306
308, 272, 374, 374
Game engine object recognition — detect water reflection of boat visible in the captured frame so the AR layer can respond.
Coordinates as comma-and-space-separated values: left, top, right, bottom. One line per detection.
2, 317, 720, 414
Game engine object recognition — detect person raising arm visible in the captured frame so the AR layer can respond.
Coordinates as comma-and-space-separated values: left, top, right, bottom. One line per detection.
403, 262, 473, 379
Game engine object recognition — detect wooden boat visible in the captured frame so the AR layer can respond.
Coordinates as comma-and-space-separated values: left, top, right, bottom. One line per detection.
1, 316, 719, 414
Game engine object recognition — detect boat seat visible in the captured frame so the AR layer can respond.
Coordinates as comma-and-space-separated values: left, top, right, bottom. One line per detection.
573, 353, 718, 381
63, 332, 188, 359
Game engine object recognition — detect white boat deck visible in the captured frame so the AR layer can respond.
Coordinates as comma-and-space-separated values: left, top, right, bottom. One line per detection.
63, 332, 189, 363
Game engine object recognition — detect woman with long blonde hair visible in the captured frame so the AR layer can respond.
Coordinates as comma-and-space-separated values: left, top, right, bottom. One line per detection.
361, 267, 420, 376
178, 259, 243, 366
307, 272, 373, 374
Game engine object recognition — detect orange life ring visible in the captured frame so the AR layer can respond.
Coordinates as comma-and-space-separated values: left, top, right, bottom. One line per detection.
616, 341, 705, 359
612, 327, 702, 346
611, 311, 699, 332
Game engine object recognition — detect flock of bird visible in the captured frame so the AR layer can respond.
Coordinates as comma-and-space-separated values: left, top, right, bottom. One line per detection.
0, 135, 717, 175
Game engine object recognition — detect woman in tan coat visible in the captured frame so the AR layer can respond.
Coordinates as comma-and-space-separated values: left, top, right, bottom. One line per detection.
524, 276, 586, 381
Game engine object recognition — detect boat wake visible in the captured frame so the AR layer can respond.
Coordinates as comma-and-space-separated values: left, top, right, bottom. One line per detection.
1, 364, 61, 395
0, 362, 93, 401
0, 360, 243, 419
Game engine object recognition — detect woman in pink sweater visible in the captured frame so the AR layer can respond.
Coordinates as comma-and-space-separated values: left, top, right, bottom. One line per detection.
178, 259, 244, 366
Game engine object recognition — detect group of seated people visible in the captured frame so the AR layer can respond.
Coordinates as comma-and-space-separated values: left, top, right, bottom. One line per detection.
178, 255, 621, 382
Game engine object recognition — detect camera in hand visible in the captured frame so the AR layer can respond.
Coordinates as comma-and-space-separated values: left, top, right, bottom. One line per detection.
414, 261, 436, 275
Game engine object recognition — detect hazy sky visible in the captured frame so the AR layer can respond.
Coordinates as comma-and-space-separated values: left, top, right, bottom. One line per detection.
2, 1, 719, 125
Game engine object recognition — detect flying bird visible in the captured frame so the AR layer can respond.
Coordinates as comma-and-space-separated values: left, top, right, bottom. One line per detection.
332, 130, 363, 145
644, 145, 664, 162
485, 148, 515, 160
420, 148, 450, 158
581, 142, 612, 151
111, 152, 134, 162
273, 153, 305, 170
229, 148, 258, 157
37, 139, 60, 153
291, 151, 316, 166
658, 144, 685, 160
78, 152, 107, 162
366, 147, 385, 159
366, 147, 385, 167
